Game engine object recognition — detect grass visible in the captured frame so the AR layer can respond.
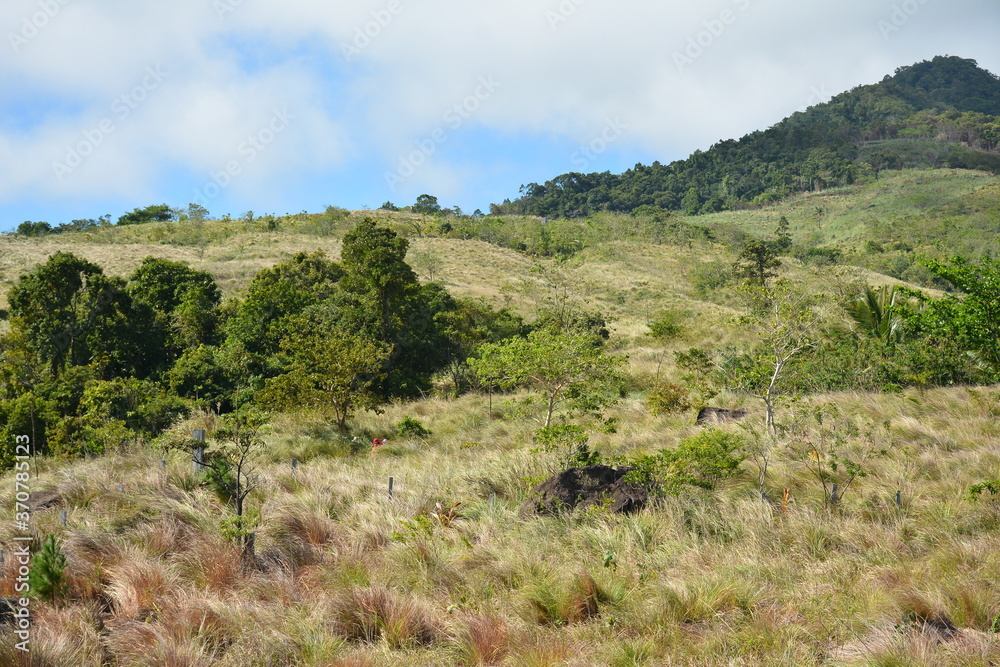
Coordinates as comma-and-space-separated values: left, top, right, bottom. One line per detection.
3, 385, 1000, 664
1, 170, 1000, 663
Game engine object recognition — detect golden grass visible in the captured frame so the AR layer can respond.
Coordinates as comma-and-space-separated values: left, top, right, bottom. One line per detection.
4, 202, 1000, 663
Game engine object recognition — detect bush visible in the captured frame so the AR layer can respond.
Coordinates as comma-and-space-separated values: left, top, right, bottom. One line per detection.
624, 429, 745, 496
646, 381, 692, 415
533, 423, 600, 468
397, 416, 431, 438
648, 310, 685, 341
29, 534, 68, 603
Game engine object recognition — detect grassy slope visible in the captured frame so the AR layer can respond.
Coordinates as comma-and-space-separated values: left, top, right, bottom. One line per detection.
1, 170, 999, 664
696, 169, 1000, 253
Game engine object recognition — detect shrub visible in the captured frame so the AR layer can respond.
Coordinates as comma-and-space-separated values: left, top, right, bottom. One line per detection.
625, 429, 745, 496
533, 423, 600, 468
396, 416, 431, 438
30, 534, 68, 603
648, 310, 685, 341
646, 381, 692, 415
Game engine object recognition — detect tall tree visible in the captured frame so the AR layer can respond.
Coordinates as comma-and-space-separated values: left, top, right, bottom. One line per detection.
340, 217, 419, 341
7, 253, 141, 377
261, 309, 389, 432
734, 240, 782, 287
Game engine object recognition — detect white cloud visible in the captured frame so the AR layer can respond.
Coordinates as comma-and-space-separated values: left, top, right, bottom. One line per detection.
1, 0, 997, 212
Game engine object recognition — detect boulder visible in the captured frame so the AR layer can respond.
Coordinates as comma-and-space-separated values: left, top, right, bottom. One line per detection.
521, 465, 648, 516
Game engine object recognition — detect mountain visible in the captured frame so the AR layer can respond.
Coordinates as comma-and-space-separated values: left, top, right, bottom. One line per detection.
494, 56, 1000, 218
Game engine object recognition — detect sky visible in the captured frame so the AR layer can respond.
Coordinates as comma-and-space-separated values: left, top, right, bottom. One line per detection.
1, 0, 998, 230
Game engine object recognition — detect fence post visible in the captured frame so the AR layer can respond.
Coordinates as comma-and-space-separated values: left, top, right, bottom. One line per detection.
895, 489, 902, 509
193, 429, 206, 476
291, 458, 298, 475
243, 533, 256, 562
60, 511, 67, 526
388, 477, 394, 501
831, 483, 839, 506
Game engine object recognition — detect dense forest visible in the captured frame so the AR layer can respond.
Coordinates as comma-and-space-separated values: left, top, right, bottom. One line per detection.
495, 56, 1000, 217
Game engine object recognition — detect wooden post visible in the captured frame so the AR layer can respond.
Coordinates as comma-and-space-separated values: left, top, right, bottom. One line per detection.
896, 490, 902, 509
193, 429, 206, 476
291, 458, 298, 475
831, 483, 839, 506
388, 477, 394, 501
60, 511, 67, 526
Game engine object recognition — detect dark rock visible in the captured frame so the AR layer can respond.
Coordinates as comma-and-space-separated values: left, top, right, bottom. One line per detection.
696, 407, 747, 425
27, 491, 63, 511
521, 465, 648, 516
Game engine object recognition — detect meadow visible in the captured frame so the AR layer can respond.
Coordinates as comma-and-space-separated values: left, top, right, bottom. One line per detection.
1, 169, 999, 665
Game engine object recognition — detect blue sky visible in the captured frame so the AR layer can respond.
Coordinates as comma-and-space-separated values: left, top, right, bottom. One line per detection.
1, 0, 998, 230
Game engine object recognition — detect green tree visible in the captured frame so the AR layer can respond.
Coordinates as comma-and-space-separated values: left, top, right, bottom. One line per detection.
734, 240, 782, 286
127, 258, 222, 366
199, 410, 265, 557
261, 323, 389, 432
117, 204, 173, 225
186, 203, 210, 222
470, 329, 624, 427
845, 285, 903, 345
436, 298, 526, 393
8, 253, 142, 377
774, 216, 792, 252
919, 255, 1000, 375
725, 281, 823, 436
681, 187, 701, 215
166, 345, 234, 409
413, 194, 441, 215
225, 251, 344, 371
340, 218, 419, 340
29, 534, 68, 604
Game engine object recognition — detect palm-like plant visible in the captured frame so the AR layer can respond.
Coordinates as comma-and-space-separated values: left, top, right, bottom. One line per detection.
845, 285, 903, 345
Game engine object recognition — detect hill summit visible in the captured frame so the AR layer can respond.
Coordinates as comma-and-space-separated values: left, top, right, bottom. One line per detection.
495, 56, 1000, 218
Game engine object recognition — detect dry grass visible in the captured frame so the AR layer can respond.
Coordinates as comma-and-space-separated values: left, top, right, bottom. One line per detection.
3, 204, 1000, 663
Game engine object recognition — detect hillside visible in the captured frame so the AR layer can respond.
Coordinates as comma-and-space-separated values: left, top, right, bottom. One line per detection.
496, 56, 1000, 218
1, 166, 1000, 664
1, 216, 1000, 664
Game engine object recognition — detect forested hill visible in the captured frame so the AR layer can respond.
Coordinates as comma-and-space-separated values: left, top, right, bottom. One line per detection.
495, 56, 1000, 218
